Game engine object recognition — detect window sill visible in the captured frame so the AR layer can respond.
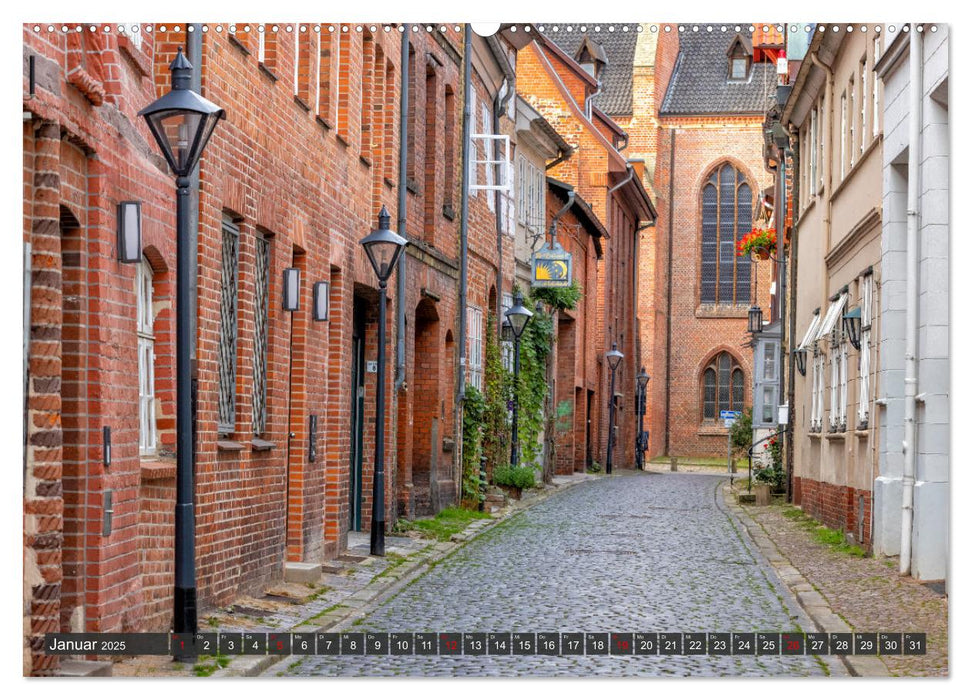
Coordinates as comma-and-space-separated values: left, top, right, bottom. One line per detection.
251, 438, 277, 452
406, 178, 420, 195
826, 430, 846, 441
258, 63, 279, 82
228, 34, 252, 56
316, 115, 333, 131
854, 428, 871, 437
217, 439, 246, 451
695, 305, 750, 319
697, 423, 729, 436
442, 203, 455, 221
384, 177, 396, 189
294, 95, 311, 112
360, 155, 372, 168
335, 132, 350, 148
140, 459, 176, 481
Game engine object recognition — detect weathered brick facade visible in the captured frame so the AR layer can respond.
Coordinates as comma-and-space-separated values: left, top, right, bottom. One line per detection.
517, 36, 654, 471
22, 22, 524, 675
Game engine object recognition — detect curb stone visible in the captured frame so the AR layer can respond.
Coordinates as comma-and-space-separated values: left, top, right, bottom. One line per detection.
723, 482, 891, 678
212, 473, 600, 677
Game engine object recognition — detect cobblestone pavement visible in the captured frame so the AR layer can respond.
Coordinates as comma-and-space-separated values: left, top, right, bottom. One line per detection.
743, 501, 948, 676
267, 472, 833, 677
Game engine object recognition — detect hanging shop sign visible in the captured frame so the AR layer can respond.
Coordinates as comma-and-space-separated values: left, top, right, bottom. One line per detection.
531, 241, 573, 288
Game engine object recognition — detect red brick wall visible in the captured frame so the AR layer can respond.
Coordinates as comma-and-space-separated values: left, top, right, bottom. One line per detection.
794, 476, 873, 547
23, 23, 177, 675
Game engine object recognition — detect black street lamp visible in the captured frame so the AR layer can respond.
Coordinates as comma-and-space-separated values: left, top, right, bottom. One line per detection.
138, 47, 224, 643
505, 290, 533, 468
636, 367, 650, 470
604, 342, 624, 474
360, 206, 407, 557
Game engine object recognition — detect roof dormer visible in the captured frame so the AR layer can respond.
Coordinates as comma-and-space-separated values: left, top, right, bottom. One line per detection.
574, 36, 608, 81
727, 33, 753, 81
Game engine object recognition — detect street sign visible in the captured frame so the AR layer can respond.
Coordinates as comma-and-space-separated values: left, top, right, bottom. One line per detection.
719, 410, 742, 420
531, 241, 573, 288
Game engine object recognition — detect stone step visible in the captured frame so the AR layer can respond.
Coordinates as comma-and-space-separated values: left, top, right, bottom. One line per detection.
55, 660, 113, 677
283, 562, 321, 584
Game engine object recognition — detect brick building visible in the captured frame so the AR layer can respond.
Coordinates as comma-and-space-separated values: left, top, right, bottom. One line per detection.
22, 22, 529, 675
517, 33, 655, 471
23, 25, 183, 675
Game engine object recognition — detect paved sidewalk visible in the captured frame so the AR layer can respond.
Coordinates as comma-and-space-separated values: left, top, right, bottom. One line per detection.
110, 472, 599, 677
729, 484, 948, 677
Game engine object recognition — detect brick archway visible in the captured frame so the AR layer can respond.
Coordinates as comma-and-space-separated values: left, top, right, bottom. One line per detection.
411, 298, 441, 516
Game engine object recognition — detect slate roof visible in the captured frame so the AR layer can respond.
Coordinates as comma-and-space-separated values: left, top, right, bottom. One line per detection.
660, 27, 775, 116
540, 24, 639, 116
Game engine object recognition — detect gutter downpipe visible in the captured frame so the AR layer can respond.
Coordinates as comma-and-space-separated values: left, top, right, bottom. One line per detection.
493, 79, 512, 337
663, 130, 676, 456
786, 132, 800, 503
457, 24, 472, 403
900, 23, 922, 577
395, 25, 410, 391
777, 144, 789, 501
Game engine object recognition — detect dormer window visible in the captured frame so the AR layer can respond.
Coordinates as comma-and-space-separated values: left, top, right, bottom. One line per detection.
573, 36, 608, 82
727, 33, 754, 81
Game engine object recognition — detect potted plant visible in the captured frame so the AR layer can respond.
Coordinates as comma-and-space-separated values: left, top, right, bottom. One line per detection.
736, 227, 777, 260
492, 463, 536, 500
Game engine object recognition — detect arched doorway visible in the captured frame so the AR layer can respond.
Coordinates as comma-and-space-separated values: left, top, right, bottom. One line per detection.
411, 298, 440, 516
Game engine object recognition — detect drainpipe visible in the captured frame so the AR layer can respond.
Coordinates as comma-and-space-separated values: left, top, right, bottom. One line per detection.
186, 24, 202, 510
585, 82, 602, 120
777, 144, 789, 500
395, 25, 410, 391
607, 164, 635, 196
663, 129, 676, 456
493, 79, 512, 337
900, 23, 922, 577
786, 132, 800, 503
545, 145, 574, 172
457, 24, 472, 402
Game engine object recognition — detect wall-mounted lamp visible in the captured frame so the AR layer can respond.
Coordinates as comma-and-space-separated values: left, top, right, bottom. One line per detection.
103, 426, 112, 467
842, 306, 862, 350
117, 201, 142, 263
747, 305, 763, 334
283, 267, 300, 311
793, 347, 807, 376
312, 281, 330, 321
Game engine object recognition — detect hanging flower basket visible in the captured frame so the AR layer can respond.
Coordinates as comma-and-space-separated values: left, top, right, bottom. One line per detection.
736, 228, 777, 260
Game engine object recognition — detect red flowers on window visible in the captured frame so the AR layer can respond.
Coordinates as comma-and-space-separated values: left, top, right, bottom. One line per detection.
736, 227, 777, 259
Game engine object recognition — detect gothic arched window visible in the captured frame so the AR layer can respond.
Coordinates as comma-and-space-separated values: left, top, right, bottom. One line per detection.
700, 163, 752, 305
702, 352, 745, 420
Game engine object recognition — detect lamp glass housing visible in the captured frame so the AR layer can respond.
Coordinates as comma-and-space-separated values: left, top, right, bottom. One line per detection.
117, 201, 142, 263
505, 292, 533, 339
361, 206, 407, 283
313, 281, 330, 321
606, 342, 624, 371
842, 306, 862, 350
748, 305, 763, 334
793, 347, 807, 376
138, 50, 225, 178
283, 267, 300, 311
637, 367, 650, 390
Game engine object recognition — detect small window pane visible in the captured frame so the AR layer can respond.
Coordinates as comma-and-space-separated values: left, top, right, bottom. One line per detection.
731, 367, 744, 410
703, 368, 716, 419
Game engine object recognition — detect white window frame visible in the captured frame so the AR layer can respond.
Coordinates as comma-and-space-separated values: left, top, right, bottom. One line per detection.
294, 32, 300, 95
136, 259, 157, 456
810, 107, 818, 196
258, 29, 266, 64
470, 133, 512, 194
848, 77, 855, 169
872, 36, 881, 139
810, 347, 824, 433
829, 328, 848, 432
860, 59, 867, 153
840, 90, 847, 180
467, 306, 484, 391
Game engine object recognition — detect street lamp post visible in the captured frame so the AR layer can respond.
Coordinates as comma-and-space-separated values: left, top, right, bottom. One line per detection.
505, 291, 533, 468
138, 47, 224, 642
360, 206, 407, 557
604, 342, 624, 474
636, 367, 649, 470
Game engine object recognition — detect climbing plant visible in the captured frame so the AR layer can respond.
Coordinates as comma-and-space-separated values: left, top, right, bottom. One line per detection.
460, 384, 486, 506
480, 315, 512, 477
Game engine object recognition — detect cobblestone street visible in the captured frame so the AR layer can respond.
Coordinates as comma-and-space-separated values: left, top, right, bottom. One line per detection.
267, 472, 833, 677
